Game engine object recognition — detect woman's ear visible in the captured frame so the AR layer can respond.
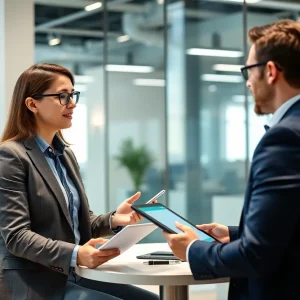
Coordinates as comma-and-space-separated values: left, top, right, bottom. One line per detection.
25, 97, 38, 114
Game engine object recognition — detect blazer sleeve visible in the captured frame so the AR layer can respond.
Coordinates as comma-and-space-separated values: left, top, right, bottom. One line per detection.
0, 145, 75, 275
189, 126, 300, 280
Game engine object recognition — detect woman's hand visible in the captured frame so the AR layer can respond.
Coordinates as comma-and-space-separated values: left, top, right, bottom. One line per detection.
111, 192, 142, 228
77, 238, 120, 268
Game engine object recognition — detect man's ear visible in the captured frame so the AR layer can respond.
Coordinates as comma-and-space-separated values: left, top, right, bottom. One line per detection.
266, 61, 279, 84
25, 97, 38, 114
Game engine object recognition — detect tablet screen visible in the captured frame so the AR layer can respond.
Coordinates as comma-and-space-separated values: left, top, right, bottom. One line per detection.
137, 205, 216, 242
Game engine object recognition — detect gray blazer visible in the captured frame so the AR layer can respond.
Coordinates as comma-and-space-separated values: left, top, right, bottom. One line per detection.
0, 138, 113, 300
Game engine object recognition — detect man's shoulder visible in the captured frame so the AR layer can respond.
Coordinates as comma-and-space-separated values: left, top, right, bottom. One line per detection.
264, 118, 300, 143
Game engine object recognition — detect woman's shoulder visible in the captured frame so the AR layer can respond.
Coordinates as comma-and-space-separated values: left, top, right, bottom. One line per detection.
0, 139, 25, 155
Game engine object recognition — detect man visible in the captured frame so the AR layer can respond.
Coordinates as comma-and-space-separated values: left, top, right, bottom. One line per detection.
163, 19, 300, 300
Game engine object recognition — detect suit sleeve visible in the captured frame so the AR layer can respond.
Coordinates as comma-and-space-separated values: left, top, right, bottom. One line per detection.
189, 126, 300, 280
0, 145, 75, 275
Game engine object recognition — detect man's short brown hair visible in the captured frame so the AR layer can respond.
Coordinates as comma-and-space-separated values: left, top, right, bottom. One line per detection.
248, 19, 300, 88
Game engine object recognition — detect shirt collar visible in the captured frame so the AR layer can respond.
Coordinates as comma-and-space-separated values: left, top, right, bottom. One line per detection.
35, 134, 65, 155
265, 94, 300, 128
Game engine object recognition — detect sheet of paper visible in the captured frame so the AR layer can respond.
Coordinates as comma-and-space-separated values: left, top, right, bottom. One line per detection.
96, 223, 157, 253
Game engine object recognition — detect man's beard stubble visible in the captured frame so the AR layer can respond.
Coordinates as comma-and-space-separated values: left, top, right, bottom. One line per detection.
253, 81, 275, 116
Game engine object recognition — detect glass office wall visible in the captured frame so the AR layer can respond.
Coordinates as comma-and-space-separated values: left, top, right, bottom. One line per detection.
34, 2, 107, 213
32, 0, 300, 234
106, 0, 166, 212
166, 0, 245, 226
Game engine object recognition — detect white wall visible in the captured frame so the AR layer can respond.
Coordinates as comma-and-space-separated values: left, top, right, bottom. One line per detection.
0, 0, 34, 132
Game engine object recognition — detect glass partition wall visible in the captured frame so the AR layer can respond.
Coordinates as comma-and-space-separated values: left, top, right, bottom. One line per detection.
31, 0, 300, 298
34, 0, 300, 236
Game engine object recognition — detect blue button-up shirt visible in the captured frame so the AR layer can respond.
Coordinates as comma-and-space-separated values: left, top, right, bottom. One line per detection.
35, 135, 80, 267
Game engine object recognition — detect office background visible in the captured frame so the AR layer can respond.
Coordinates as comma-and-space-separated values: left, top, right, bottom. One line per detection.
1, 0, 299, 238
1, 0, 299, 239
0, 1, 299, 299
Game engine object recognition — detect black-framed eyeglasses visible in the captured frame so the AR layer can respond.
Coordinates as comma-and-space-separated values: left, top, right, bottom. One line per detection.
240, 62, 267, 81
32, 91, 80, 106
241, 62, 283, 81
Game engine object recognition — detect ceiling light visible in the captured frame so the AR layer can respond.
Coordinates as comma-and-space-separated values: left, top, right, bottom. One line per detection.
105, 65, 154, 73
187, 48, 243, 58
85, 2, 102, 12
157, 0, 164, 4
48, 37, 61, 46
117, 35, 130, 43
201, 74, 243, 83
213, 64, 244, 72
133, 79, 165, 87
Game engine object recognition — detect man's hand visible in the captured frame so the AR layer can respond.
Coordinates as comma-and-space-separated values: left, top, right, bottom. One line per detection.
112, 192, 143, 227
77, 238, 120, 269
163, 222, 199, 261
196, 223, 229, 243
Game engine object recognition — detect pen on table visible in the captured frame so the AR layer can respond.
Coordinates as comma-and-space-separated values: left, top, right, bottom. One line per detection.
143, 260, 181, 265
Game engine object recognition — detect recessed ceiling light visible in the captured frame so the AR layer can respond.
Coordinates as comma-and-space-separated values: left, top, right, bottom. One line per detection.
117, 35, 130, 43
48, 37, 61, 46
201, 74, 243, 83
187, 48, 243, 58
105, 65, 154, 73
133, 79, 165, 87
213, 64, 244, 72
85, 2, 102, 12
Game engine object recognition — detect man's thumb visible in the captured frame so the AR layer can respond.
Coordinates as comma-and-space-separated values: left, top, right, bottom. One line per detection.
175, 221, 188, 232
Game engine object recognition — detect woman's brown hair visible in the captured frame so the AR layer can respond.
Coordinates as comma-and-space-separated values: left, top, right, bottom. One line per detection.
0, 63, 74, 144
248, 19, 300, 88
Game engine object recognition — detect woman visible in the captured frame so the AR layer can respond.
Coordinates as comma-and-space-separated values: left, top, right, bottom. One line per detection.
0, 63, 158, 300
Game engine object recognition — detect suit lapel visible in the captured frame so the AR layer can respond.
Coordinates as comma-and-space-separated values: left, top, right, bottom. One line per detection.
23, 138, 73, 230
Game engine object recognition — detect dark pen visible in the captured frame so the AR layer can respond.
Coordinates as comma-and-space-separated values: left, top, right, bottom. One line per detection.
143, 260, 181, 265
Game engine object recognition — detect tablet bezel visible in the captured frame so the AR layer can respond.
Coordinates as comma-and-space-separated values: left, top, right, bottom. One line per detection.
132, 203, 220, 243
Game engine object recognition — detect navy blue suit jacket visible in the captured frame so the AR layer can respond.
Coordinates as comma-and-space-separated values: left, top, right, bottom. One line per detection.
189, 100, 300, 300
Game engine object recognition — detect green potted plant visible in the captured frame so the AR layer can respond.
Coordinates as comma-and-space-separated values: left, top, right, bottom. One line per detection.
114, 138, 155, 192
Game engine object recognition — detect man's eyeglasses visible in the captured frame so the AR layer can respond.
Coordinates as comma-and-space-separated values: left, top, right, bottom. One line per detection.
241, 62, 283, 81
32, 91, 80, 106
240, 62, 267, 81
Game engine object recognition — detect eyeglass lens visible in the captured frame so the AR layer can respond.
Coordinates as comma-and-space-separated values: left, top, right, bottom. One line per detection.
59, 92, 79, 105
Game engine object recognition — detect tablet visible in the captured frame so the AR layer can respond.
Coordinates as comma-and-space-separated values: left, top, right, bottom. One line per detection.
131, 203, 219, 243
96, 223, 157, 253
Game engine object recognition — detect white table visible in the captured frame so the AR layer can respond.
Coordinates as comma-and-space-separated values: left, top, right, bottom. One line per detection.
76, 243, 228, 300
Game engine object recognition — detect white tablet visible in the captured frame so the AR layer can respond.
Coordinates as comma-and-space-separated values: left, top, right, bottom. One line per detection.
96, 223, 157, 253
